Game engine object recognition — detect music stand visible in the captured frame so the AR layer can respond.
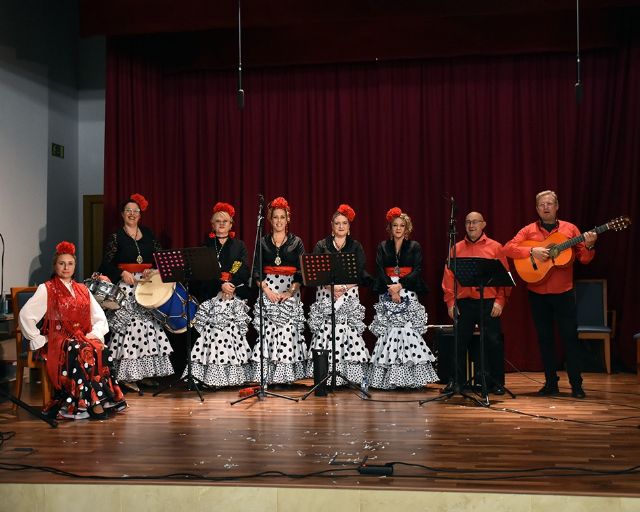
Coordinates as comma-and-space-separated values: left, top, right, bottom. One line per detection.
300, 252, 371, 400
152, 247, 219, 401
448, 257, 515, 405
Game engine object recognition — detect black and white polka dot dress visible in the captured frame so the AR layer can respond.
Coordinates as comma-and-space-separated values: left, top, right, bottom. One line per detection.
186, 293, 251, 387
249, 274, 309, 384
308, 285, 370, 385
368, 278, 438, 389
106, 275, 175, 381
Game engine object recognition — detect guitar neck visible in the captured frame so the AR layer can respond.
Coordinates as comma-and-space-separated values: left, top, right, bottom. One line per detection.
554, 223, 610, 252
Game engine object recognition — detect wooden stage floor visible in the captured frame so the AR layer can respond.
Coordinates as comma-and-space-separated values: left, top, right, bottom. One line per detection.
1, 372, 640, 498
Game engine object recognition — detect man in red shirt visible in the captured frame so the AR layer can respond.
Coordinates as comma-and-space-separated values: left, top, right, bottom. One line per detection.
503, 190, 597, 398
442, 211, 510, 394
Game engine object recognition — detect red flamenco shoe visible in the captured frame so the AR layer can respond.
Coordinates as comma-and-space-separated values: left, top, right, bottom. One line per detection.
238, 386, 260, 397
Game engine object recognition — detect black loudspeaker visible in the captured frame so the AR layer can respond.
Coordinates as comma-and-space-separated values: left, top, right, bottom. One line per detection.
434, 330, 479, 384
312, 349, 330, 396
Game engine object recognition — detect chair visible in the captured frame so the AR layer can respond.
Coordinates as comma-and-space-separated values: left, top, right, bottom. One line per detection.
575, 279, 613, 374
11, 286, 52, 407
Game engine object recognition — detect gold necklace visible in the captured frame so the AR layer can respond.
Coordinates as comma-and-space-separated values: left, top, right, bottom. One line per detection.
394, 239, 403, 276
272, 233, 286, 265
124, 226, 143, 264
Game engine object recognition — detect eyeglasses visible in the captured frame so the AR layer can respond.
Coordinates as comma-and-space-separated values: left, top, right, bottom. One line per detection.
124, 208, 141, 214
537, 202, 556, 208
465, 219, 484, 225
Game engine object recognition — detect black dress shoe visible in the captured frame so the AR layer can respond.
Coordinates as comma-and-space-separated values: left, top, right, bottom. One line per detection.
492, 385, 506, 396
537, 380, 560, 396
571, 386, 586, 399
42, 402, 62, 419
88, 404, 108, 420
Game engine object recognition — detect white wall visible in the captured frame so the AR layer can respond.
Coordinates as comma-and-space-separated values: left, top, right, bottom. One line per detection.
78, 37, 105, 199
78, 36, 106, 277
0, 0, 106, 294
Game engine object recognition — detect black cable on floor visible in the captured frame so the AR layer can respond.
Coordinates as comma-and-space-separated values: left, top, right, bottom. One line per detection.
1, 461, 639, 483
0, 431, 16, 448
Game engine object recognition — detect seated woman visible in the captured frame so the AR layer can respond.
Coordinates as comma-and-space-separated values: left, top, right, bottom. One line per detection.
19, 241, 126, 420
368, 207, 438, 389
307, 204, 371, 385
98, 193, 175, 392
187, 202, 252, 387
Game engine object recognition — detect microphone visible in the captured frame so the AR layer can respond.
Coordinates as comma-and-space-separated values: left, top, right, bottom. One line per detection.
442, 194, 458, 216
575, 81, 583, 104
257, 193, 264, 216
237, 89, 245, 110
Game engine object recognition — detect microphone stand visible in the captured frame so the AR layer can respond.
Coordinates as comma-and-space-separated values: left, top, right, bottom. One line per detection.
420, 197, 485, 407
0, 387, 58, 428
231, 195, 298, 404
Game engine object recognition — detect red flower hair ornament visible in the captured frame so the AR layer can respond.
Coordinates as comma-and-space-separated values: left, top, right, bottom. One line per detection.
130, 193, 149, 211
56, 241, 76, 256
212, 202, 235, 218
210, 202, 237, 239
269, 197, 290, 212
336, 204, 356, 222
386, 207, 402, 222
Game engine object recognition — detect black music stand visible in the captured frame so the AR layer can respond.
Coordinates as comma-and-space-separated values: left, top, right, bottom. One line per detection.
152, 247, 219, 401
300, 252, 371, 400
449, 257, 515, 406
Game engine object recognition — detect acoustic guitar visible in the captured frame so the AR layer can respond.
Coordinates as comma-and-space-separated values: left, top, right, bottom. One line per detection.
512, 215, 631, 284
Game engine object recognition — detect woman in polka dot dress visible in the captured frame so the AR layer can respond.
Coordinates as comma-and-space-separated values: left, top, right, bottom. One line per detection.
307, 204, 371, 385
98, 194, 175, 392
368, 207, 438, 389
249, 197, 308, 384
19, 241, 126, 420
187, 202, 252, 387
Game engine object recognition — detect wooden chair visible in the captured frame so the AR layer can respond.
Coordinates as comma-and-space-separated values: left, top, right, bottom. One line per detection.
635, 332, 640, 381
575, 279, 613, 374
11, 286, 52, 407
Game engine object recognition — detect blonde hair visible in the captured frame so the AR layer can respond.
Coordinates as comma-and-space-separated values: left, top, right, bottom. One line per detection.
211, 210, 233, 225
536, 190, 558, 206
386, 213, 413, 238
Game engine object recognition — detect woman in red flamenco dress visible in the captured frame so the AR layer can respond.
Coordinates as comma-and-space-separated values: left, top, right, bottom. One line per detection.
19, 241, 126, 420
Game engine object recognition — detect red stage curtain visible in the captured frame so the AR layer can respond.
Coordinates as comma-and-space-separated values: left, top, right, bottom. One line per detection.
104, 29, 640, 372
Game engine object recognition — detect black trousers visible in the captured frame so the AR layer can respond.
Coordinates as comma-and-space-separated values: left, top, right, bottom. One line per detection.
454, 298, 505, 387
528, 290, 582, 386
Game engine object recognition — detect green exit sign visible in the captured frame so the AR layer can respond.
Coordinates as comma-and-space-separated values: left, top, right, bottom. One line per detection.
51, 143, 64, 158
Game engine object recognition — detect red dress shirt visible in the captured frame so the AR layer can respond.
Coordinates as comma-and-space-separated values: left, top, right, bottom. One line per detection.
503, 220, 594, 294
442, 233, 511, 310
